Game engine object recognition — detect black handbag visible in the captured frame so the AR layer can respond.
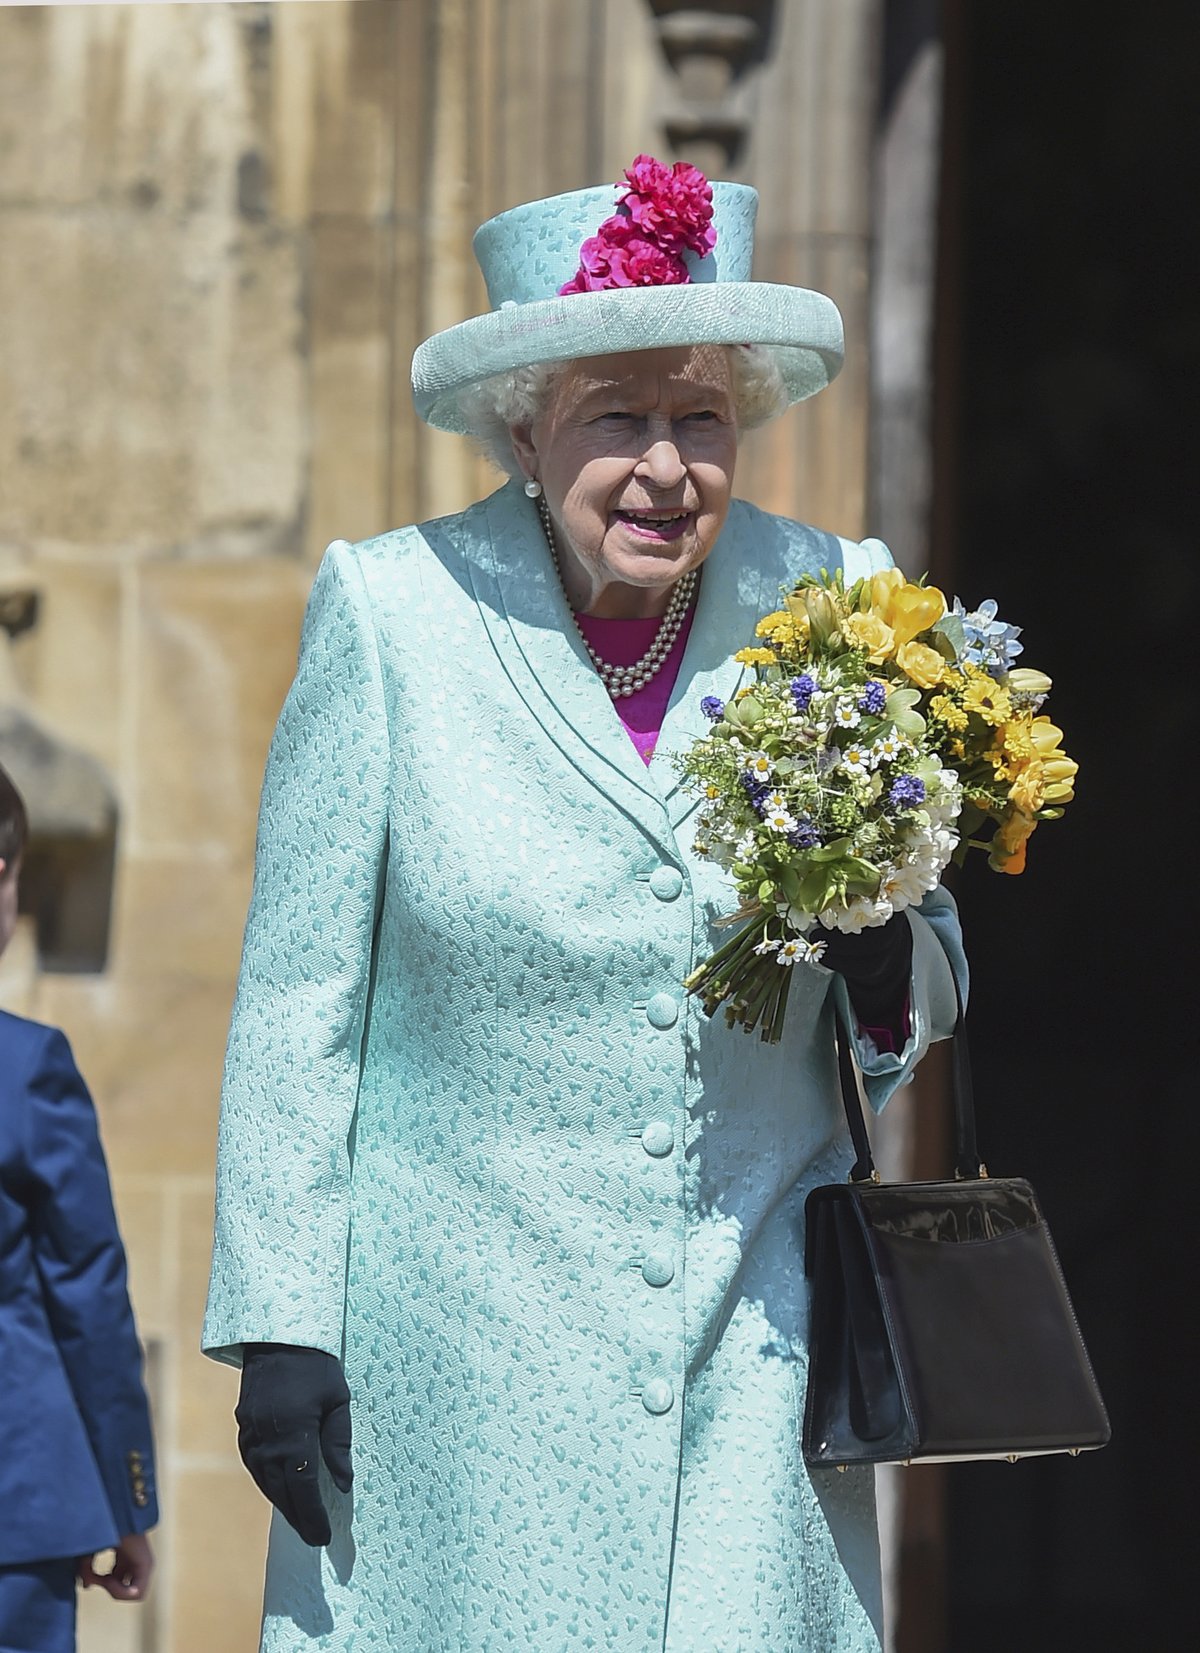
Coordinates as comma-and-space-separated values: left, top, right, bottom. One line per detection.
802, 1003, 1111, 1468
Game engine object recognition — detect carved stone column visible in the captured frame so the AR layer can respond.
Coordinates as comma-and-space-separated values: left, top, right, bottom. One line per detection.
647, 1, 776, 174
630, 1, 885, 541
1, 595, 117, 974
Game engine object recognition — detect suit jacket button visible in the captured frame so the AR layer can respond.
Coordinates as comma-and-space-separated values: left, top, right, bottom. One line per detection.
648, 866, 684, 901
645, 993, 679, 1029
640, 1121, 674, 1158
641, 1252, 675, 1288
642, 1378, 675, 1415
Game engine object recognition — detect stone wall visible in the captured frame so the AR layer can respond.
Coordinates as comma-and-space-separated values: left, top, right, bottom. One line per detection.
0, 3, 881, 1648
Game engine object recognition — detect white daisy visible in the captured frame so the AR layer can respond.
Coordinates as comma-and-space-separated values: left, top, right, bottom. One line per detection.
753, 937, 781, 957
841, 742, 872, 775
744, 751, 773, 782
832, 698, 861, 730
762, 805, 797, 834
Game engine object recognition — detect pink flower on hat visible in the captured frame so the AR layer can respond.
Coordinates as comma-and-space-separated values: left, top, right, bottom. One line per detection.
560, 216, 690, 294
558, 154, 717, 295
621, 155, 717, 258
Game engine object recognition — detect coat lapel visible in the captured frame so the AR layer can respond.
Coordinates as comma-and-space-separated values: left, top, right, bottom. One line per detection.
464, 485, 781, 856
654, 501, 772, 829
469, 482, 676, 849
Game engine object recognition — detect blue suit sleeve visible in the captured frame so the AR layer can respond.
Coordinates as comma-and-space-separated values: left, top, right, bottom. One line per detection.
202, 540, 391, 1367
25, 1031, 158, 1537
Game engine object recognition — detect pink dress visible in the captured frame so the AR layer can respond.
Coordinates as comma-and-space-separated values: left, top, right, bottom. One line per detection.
573, 607, 695, 766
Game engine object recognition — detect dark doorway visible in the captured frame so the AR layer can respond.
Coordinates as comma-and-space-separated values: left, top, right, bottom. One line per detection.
937, 3, 1197, 1648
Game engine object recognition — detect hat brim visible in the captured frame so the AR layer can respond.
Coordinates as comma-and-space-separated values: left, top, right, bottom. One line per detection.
410, 282, 844, 432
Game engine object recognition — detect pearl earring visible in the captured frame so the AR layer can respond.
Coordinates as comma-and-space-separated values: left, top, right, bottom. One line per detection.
523, 478, 543, 499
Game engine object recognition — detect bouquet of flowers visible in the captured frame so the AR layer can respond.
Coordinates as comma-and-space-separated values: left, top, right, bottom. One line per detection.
677, 567, 1076, 1042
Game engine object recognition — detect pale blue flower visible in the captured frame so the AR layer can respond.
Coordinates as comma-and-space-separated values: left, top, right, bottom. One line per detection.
951, 596, 1024, 676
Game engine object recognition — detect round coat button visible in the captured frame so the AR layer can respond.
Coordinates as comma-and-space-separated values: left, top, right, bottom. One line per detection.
645, 992, 679, 1029
640, 1121, 675, 1157
648, 866, 684, 901
642, 1378, 675, 1415
641, 1252, 675, 1288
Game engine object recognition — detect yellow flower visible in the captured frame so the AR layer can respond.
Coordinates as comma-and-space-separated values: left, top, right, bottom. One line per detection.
1024, 718, 1077, 801
734, 646, 777, 666
1040, 756, 1078, 804
756, 609, 795, 640
990, 808, 1037, 875
1029, 716, 1067, 757
867, 572, 947, 647
844, 611, 896, 663
868, 568, 906, 612
961, 671, 1013, 727
929, 694, 969, 732
887, 584, 947, 647
895, 640, 946, 689
1007, 762, 1046, 814
1000, 721, 1035, 762
783, 595, 813, 635
1007, 667, 1053, 698
804, 588, 841, 648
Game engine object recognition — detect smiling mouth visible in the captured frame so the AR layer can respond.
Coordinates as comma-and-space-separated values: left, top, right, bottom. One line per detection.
614, 508, 693, 539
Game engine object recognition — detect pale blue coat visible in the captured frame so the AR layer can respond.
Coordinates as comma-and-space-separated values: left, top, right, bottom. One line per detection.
203, 479, 965, 1652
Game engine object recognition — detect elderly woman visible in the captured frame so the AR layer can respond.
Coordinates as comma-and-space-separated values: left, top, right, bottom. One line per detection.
205, 158, 965, 1652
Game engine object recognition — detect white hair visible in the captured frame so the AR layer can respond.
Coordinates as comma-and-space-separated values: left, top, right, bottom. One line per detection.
458, 345, 789, 476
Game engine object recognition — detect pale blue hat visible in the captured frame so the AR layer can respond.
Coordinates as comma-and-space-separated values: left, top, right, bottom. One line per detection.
411, 179, 844, 433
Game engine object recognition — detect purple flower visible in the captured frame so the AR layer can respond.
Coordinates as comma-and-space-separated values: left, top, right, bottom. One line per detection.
889, 775, 927, 809
858, 680, 887, 715
741, 773, 771, 813
700, 695, 724, 720
787, 820, 821, 849
790, 674, 818, 712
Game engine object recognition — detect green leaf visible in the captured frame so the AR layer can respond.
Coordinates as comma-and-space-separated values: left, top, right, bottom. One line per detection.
777, 865, 803, 906
797, 868, 836, 912
932, 614, 965, 657
842, 858, 883, 896
807, 836, 853, 863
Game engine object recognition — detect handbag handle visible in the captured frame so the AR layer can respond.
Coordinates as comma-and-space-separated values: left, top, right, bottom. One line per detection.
836, 968, 984, 1183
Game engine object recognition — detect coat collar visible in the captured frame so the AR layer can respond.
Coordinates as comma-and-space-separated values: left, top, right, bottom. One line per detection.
466, 481, 777, 854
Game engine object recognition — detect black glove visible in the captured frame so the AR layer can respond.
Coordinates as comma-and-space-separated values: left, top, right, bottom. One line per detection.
817, 911, 913, 1027
235, 1344, 353, 1547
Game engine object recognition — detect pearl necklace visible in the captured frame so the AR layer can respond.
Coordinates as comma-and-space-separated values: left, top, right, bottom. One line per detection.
536, 495, 698, 700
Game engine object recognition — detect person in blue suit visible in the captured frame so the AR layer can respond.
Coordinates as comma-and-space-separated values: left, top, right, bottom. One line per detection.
0, 762, 157, 1653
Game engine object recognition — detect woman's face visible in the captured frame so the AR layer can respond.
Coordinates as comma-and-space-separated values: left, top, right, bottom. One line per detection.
511, 344, 739, 617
